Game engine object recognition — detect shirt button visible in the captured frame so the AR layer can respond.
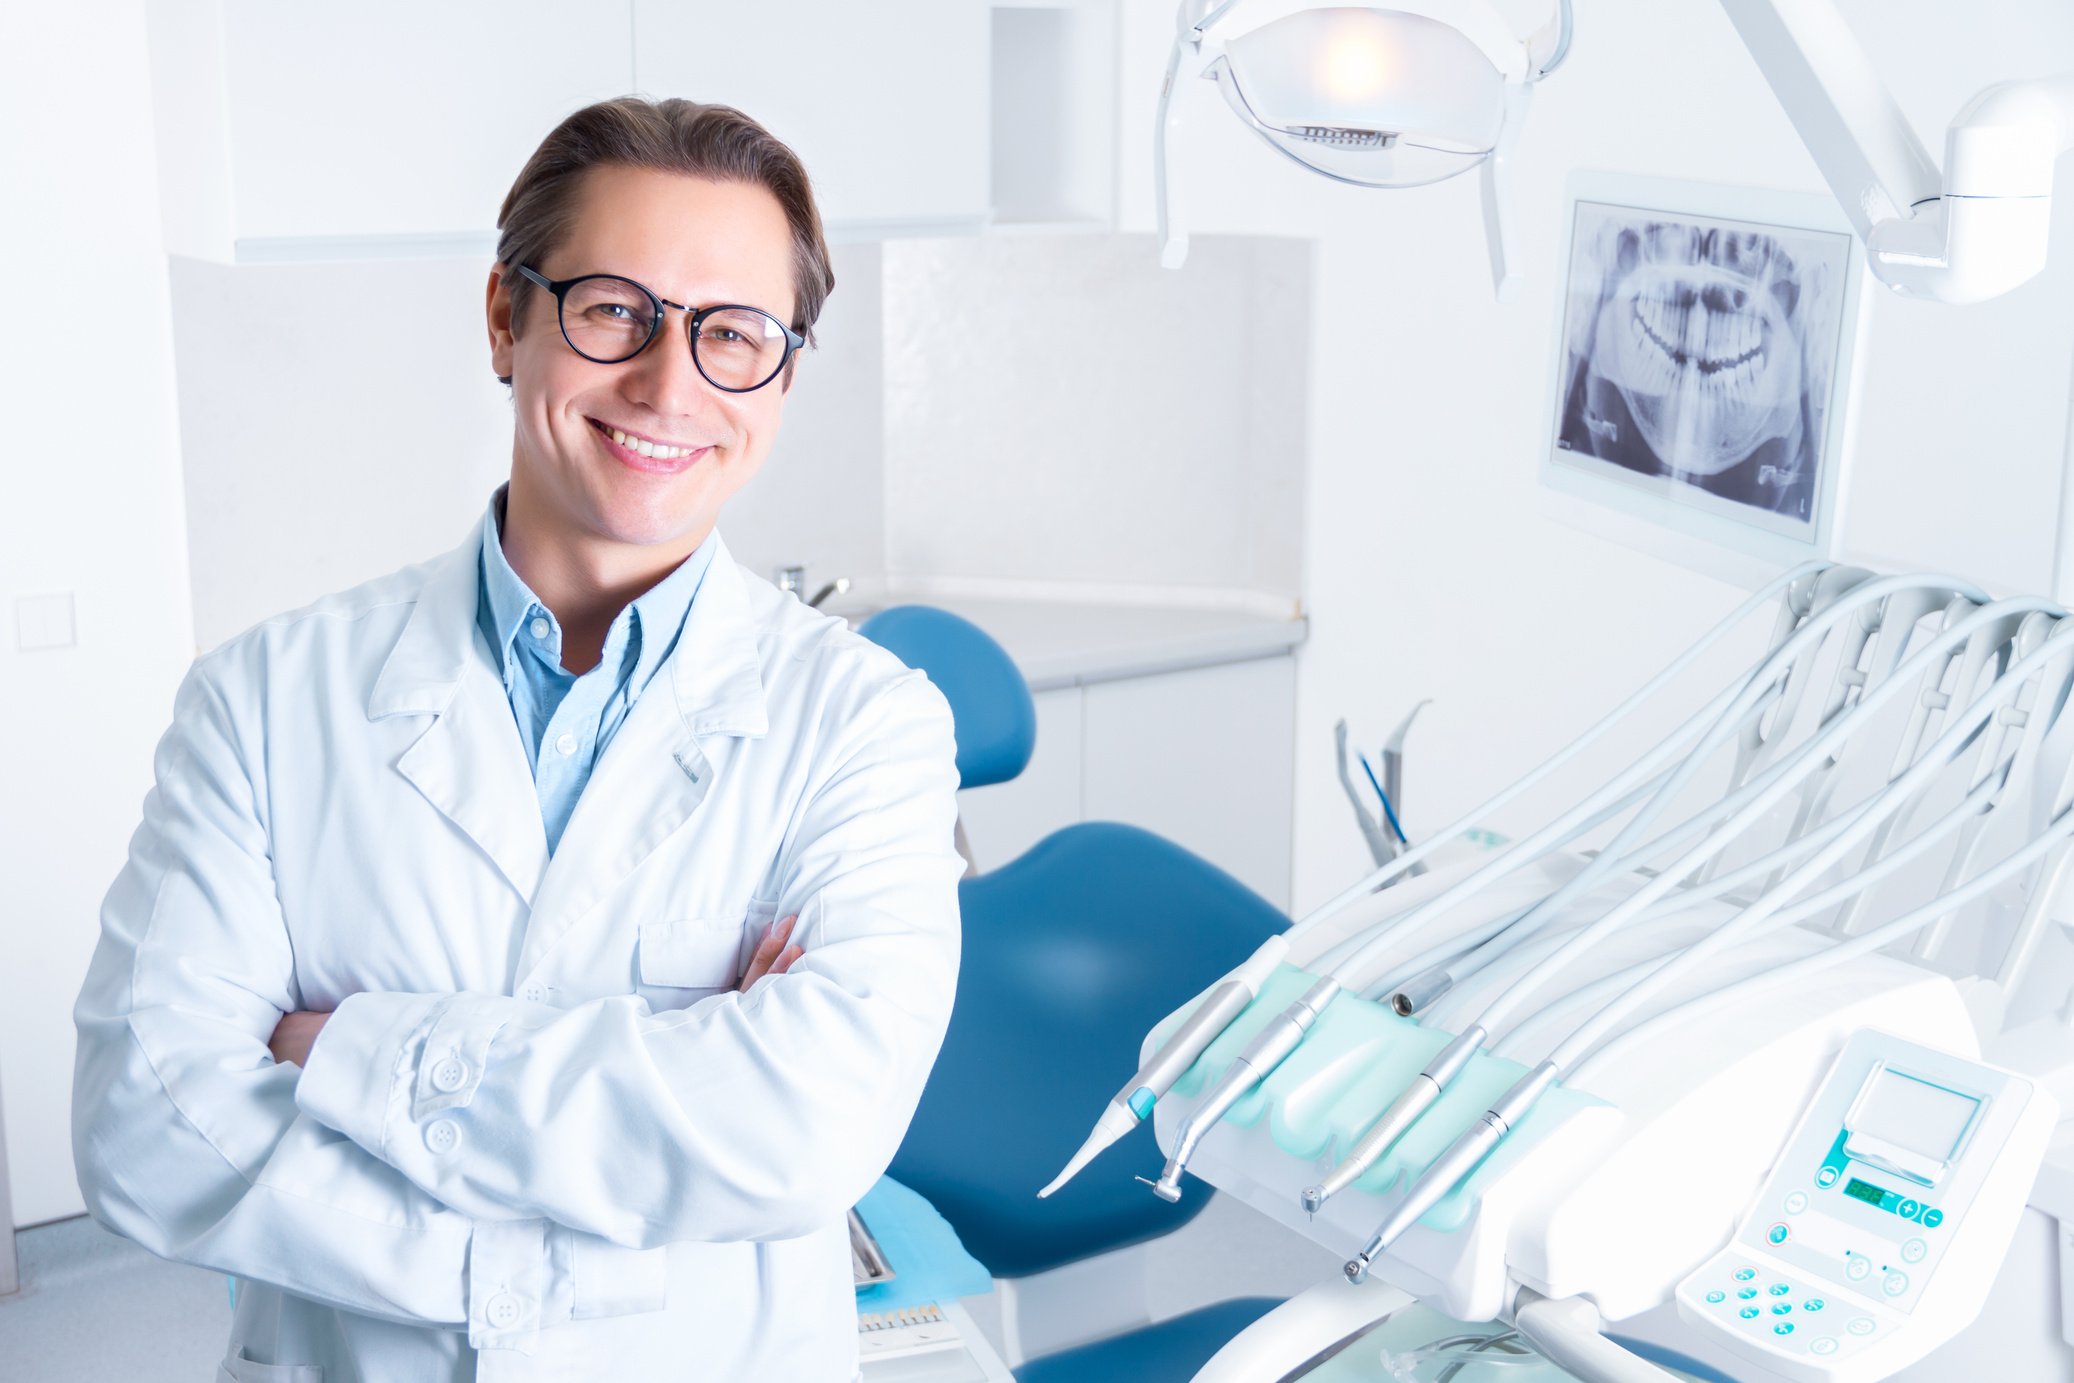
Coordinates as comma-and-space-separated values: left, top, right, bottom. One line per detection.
555, 732, 578, 756
425, 1118, 462, 1154
431, 1058, 468, 1093
529, 617, 550, 640
486, 1291, 525, 1328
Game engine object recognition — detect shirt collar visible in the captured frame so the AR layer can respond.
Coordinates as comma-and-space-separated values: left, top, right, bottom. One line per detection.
475, 485, 718, 693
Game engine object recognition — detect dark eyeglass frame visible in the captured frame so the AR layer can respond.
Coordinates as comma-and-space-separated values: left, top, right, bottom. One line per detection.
516, 264, 806, 393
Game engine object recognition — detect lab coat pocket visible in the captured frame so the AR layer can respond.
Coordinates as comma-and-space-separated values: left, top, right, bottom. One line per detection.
637, 906, 763, 1007
217, 1346, 322, 1382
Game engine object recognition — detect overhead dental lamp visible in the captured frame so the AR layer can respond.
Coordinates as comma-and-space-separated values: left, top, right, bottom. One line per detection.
1156, 0, 1573, 299
1160, 0, 2074, 305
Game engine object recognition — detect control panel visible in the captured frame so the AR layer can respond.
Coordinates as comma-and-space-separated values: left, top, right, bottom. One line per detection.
1674, 1030, 2054, 1381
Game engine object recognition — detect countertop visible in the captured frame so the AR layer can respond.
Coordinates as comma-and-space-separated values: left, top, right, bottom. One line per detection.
828, 595, 1308, 692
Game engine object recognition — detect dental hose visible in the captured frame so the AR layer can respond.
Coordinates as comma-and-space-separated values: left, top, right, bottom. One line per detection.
1344, 613, 2066, 1276
1047, 566, 1836, 1202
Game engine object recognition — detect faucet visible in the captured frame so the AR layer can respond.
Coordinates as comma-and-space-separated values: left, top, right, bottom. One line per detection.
773, 566, 851, 610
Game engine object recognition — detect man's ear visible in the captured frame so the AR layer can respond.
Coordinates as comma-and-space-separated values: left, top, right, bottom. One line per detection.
487, 264, 517, 381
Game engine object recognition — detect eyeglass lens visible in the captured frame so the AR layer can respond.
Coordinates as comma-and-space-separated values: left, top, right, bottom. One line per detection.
559, 277, 790, 389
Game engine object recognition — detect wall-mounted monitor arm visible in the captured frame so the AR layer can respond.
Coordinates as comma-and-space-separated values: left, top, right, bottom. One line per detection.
1719, 0, 2074, 304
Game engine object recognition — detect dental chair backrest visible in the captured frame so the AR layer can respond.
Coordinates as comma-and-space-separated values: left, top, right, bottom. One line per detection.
860, 604, 1290, 1278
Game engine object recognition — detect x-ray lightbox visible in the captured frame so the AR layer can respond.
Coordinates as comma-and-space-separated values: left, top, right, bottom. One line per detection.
1539, 172, 1869, 587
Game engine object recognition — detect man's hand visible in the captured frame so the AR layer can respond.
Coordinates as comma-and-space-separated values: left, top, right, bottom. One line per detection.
269, 1009, 331, 1067
739, 914, 803, 991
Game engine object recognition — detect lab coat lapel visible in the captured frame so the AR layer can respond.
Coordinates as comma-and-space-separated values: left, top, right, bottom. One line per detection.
516, 538, 771, 979
368, 535, 550, 908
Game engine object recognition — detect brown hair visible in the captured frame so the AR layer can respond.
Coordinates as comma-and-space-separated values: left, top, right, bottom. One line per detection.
493, 96, 834, 386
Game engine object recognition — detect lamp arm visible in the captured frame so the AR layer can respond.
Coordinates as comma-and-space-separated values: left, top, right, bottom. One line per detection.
1719, 0, 2074, 304
1479, 84, 1533, 302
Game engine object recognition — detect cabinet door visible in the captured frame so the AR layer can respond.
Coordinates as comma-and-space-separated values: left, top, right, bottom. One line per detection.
220, 1, 635, 243
957, 686, 1082, 874
632, 0, 990, 233
1082, 657, 1295, 910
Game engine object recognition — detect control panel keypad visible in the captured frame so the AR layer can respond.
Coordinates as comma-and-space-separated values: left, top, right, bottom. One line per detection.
1679, 1258, 1892, 1363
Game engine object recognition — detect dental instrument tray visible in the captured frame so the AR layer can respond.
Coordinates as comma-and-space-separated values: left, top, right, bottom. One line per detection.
850, 1208, 897, 1288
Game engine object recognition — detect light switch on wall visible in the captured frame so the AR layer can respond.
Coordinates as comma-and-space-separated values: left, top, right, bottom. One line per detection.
15, 592, 78, 651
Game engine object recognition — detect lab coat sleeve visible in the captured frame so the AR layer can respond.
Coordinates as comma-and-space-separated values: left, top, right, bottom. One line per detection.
72, 656, 660, 1347
294, 669, 964, 1247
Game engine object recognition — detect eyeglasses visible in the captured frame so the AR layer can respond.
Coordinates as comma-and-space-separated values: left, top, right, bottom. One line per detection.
515, 265, 805, 393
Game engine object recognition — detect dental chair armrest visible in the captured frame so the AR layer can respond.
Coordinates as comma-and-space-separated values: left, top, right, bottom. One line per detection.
1189, 1276, 1415, 1382
1511, 1288, 1682, 1383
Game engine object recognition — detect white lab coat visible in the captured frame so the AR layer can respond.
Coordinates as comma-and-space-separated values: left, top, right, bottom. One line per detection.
72, 527, 964, 1382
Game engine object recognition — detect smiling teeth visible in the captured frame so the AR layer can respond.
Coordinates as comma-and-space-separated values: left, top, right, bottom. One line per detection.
610, 428, 698, 460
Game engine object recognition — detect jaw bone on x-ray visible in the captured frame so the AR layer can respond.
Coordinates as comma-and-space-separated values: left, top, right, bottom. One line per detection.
1556, 209, 1846, 526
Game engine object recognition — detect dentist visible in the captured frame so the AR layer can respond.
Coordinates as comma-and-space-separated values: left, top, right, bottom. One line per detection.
72, 96, 963, 1381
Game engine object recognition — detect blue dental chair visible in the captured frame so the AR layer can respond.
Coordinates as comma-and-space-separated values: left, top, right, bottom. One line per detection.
859, 605, 1288, 1383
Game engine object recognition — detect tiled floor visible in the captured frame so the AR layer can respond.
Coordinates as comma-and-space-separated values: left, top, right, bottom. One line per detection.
0, 1215, 233, 1379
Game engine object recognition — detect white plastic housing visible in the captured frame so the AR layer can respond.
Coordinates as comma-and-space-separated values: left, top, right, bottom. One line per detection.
1214, 7, 1507, 186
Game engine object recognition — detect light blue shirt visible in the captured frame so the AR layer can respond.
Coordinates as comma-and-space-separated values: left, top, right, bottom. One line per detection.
475, 490, 716, 854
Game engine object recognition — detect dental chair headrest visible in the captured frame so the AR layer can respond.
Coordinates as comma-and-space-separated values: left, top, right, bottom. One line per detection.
857, 605, 1036, 789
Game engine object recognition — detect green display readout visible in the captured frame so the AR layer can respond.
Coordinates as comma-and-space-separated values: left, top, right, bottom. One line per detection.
1844, 1178, 1887, 1206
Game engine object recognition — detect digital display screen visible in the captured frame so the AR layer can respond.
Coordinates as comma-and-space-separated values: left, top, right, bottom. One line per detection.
1852, 1069, 1981, 1164
1844, 1178, 1887, 1206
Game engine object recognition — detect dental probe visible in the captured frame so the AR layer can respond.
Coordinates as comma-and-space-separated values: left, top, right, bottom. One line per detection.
1302, 582, 1993, 1218
1342, 575, 1988, 1014
1343, 610, 2066, 1276
1055, 568, 1826, 1201
1037, 935, 1289, 1197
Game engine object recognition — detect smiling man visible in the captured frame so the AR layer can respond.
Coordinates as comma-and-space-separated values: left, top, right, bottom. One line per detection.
73, 97, 963, 1381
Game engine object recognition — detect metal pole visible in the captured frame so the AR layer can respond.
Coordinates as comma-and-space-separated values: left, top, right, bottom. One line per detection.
0, 1069, 17, 1296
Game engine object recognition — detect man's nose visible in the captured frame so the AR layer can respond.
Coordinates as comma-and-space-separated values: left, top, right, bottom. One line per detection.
625, 315, 722, 422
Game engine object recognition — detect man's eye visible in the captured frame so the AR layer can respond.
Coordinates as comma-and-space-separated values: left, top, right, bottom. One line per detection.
594, 304, 637, 322
703, 327, 746, 345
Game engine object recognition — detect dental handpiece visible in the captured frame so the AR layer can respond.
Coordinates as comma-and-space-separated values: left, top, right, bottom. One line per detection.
1345, 1059, 1560, 1282
1140, 976, 1340, 1202
1309, 584, 1987, 1218
1301, 1025, 1486, 1213
1039, 935, 1290, 1198
1355, 612, 2062, 1266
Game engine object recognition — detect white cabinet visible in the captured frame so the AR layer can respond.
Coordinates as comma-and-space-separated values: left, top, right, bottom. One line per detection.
149, 0, 995, 259
632, 1, 991, 235
957, 656, 1296, 910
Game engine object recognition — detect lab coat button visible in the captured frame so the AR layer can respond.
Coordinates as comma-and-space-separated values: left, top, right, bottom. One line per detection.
486, 1292, 525, 1328
425, 1118, 462, 1154
432, 1058, 468, 1092
521, 983, 547, 1002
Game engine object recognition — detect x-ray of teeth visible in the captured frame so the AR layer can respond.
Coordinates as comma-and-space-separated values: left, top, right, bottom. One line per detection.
1552, 202, 1852, 529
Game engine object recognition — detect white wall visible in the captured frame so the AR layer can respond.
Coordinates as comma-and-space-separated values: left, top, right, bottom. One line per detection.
171, 242, 889, 651
882, 232, 1308, 606
0, 0, 195, 1226
1111, 0, 2074, 914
